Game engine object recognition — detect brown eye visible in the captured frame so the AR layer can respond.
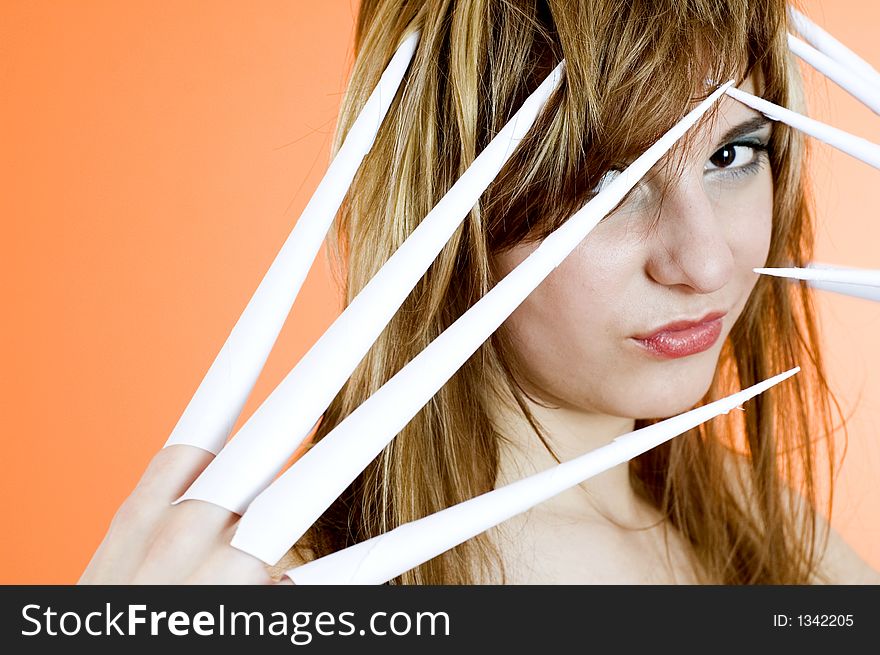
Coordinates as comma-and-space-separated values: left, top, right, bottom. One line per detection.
710, 145, 737, 168
704, 142, 765, 174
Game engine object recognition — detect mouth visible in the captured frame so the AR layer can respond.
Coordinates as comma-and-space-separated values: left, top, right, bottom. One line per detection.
631, 311, 726, 360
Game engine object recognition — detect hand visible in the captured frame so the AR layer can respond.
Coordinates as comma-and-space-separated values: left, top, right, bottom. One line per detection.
78, 444, 293, 585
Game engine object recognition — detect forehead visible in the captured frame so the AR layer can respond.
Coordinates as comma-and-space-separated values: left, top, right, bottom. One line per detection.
652, 75, 768, 173
701, 75, 768, 145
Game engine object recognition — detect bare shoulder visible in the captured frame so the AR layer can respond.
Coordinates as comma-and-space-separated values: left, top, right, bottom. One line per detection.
808, 510, 880, 584
720, 448, 880, 584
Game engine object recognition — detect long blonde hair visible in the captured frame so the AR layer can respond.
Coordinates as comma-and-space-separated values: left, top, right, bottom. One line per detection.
301, 0, 839, 584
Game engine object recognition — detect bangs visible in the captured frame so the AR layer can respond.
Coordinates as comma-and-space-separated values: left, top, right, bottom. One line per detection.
481, 0, 787, 252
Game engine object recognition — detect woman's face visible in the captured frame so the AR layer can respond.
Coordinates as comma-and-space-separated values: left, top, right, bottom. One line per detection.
495, 78, 773, 419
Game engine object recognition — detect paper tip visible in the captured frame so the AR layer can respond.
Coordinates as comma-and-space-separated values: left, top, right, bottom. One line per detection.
777, 365, 801, 381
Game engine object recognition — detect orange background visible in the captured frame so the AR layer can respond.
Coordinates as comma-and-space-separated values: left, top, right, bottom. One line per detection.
1, 1, 878, 584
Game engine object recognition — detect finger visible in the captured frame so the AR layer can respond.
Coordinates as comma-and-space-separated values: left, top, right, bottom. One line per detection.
787, 34, 880, 116
285, 368, 800, 584
789, 8, 880, 90
185, 547, 276, 585
175, 62, 565, 514
130, 502, 246, 584
726, 86, 880, 169
229, 81, 735, 566
164, 31, 420, 455
79, 445, 215, 584
132, 444, 216, 504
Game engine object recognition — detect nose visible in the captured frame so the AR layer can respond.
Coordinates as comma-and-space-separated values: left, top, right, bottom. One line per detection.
643, 175, 734, 294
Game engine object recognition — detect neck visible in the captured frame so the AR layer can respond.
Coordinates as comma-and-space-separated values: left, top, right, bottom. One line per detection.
489, 385, 647, 524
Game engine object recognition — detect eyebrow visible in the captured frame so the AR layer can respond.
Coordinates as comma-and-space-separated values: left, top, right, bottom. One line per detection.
715, 116, 772, 146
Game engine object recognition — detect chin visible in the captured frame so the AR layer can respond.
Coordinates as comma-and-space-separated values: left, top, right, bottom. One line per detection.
625, 362, 719, 420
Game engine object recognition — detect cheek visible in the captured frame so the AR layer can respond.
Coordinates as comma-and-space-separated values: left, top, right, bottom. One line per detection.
738, 182, 773, 257
726, 173, 774, 299
494, 232, 641, 408
492, 171, 775, 417
496, 243, 612, 355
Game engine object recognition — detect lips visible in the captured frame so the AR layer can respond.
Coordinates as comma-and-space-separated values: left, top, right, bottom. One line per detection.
632, 312, 726, 359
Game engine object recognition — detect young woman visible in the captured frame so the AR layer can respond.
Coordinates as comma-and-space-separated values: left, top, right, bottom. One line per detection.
80, 0, 880, 585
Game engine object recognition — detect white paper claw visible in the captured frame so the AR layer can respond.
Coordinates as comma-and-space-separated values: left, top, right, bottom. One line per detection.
789, 8, 880, 91
725, 86, 880, 170
175, 63, 565, 512
229, 81, 735, 566
788, 35, 880, 116
285, 367, 800, 584
808, 280, 880, 303
756, 264, 880, 302
163, 32, 420, 454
